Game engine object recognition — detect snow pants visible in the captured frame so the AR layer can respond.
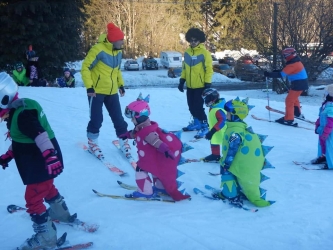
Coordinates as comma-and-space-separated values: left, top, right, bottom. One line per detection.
186, 88, 207, 122
87, 93, 128, 137
25, 179, 59, 214
285, 90, 303, 120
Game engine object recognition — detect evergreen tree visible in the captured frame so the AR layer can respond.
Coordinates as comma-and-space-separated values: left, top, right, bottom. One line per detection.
0, 0, 89, 79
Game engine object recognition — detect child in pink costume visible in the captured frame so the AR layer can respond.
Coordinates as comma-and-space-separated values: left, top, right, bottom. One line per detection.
120, 96, 190, 201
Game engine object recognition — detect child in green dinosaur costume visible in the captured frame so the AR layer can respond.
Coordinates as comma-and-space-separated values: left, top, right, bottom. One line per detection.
214, 97, 274, 207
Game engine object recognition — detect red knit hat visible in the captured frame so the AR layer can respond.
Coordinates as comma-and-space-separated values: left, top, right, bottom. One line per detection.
107, 23, 124, 42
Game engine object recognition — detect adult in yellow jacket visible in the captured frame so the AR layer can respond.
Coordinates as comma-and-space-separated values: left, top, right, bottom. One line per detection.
81, 23, 129, 158
178, 28, 213, 139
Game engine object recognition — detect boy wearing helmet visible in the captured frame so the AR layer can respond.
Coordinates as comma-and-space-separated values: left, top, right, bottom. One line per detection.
119, 95, 190, 201
178, 27, 213, 138
12, 62, 30, 86
264, 47, 308, 125
212, 98, 273, 207
311, 84, 333, 169
0, 73, 77, 249
200, 88, 227, 162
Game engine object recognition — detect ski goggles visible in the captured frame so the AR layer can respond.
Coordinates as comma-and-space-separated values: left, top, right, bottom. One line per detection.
124, 106, 139, 118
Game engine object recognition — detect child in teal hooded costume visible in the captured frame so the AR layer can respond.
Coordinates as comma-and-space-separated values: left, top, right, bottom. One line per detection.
215, 98, 274, 207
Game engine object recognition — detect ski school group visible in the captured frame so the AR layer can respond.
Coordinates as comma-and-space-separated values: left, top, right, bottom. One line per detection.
0, 22, 332, 250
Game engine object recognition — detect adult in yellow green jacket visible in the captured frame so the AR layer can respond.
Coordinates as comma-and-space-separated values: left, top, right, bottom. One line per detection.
81, 23, 129, 156
12, 62, 30, 86
178, 28, 213, 139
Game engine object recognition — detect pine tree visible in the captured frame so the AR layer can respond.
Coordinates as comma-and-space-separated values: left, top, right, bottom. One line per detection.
0, 0, 89, 80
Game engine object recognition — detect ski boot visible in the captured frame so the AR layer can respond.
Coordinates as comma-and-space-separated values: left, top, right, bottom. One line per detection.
18, 211, 57, 250
194, 121, 209, 139
45, 193, 75, 223
228, 196, 243, 208
125, 191, 156, 199
311, 155, 326, 164
88, 138, 104, 159
183, 118, 201, 131
211, 191, 226, 200
203, 154, 221, 162
119, 138, 131, 157
153, 186, 169, 196
275, 117, 296, 126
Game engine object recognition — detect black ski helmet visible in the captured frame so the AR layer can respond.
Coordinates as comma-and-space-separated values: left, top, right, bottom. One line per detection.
202, 88, 219, 107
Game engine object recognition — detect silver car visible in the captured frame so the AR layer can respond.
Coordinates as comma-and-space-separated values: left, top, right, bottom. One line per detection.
124, 60, 139, 71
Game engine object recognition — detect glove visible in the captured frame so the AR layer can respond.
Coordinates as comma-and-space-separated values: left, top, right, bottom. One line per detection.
119, 130, 132, 140
205, 128, 217, 140
315, 119, 320, 134
42, 149, 63, 176
204, 83, 211, 89
119, 86, 125, 96
0, 150, 14, 170
178, 78, 185, 92
87, 88, 95, 94
264, 71, 270, 77
157, 143, 174, 160
220, 165, 231, 175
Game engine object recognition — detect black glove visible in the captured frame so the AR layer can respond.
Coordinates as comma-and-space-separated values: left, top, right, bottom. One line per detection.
87, 88, 95, 94
178, 78, 185, 92
204, 83, 211, 89
264, 71, 270, 77
119, 86, 125, 95
205, 128, 217, 140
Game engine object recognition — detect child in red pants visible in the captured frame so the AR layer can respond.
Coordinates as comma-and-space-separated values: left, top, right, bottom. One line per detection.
0, 72, 75, 250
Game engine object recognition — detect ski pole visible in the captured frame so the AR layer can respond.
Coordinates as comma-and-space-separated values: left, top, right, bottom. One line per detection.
266, 77, 271, 120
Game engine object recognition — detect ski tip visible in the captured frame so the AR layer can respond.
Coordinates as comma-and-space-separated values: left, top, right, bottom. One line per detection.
92, 189, 98, 194
117, 180, 123, 185
56, 232, 67, 247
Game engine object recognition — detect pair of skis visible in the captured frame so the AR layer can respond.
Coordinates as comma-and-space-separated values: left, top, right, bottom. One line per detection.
293, 161, 330, 170
265, 106, 315, 125
79, 139, 137, 177
193, 185, 258, 212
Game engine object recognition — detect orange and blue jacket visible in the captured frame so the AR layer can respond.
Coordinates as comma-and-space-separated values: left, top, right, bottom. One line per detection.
268, 56, 308, 91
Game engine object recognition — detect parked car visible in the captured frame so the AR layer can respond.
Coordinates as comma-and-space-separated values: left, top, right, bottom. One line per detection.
142, 56, 158, 70
237, 55, 253, 64
213, 64, 235, 78
218, 56, 235, 66
167, 67, 182, 78
124, 60, 139, 71
211, 55, 219, 65
234, 63, 265, 82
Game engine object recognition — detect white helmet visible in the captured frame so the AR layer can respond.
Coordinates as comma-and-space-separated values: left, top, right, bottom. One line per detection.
0, 72, 18, 109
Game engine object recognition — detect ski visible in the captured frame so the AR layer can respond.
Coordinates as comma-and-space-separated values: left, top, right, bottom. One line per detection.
78, 142, 127, 176
251, 114, 313, 130
292, 161, 329, 170
300, 165, 329, 170
92, 189, 176, 203
7, 205, 99, 233
56, 241, 93, 250
116, 181, 191, 200
112, 140, 137, 170
265, 106, 315, 125
208, 172, 221, 176
193, 186, 258, 212
185, 158, 219, 163
189, 138, 201, 142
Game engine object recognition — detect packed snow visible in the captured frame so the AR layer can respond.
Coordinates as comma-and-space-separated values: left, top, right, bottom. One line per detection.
0, 68, 333, 249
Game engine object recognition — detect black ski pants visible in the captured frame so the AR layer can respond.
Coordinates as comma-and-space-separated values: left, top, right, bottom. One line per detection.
186, 87, 207, 122
87, 93, 128, 137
